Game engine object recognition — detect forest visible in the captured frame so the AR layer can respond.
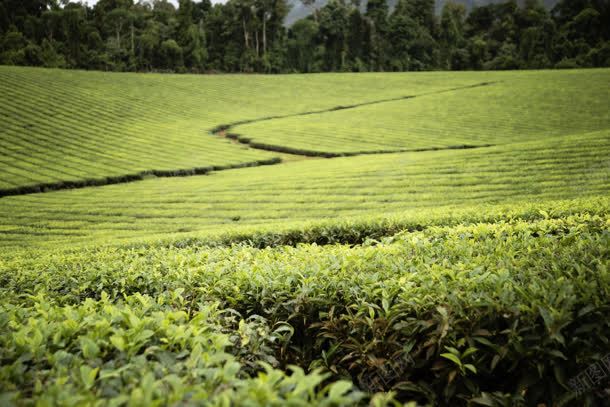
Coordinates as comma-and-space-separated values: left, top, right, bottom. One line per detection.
0, 0, 609, 73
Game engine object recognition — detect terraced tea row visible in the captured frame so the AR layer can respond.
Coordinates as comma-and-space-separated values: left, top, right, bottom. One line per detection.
0, 69, 272, 192
0, 66, 489, 192
1, 206, 607, 404
233, 69, 610, 155
0, 130, 607, 250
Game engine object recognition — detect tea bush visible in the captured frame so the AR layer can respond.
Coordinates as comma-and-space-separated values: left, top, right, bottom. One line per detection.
2, 203, 608, 405
1, 66, 609, 406
0, 293, 364, 406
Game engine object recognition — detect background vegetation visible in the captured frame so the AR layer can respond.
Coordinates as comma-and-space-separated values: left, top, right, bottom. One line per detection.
1, 128, 608, 250
2, 67, 607, 196
1, 0, 609, 73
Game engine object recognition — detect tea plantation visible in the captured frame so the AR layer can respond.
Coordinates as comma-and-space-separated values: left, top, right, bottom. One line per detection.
0, 67, 609, 406
232, 70, 610, 156
0, 66, 485, 194
1, 128, 608, 250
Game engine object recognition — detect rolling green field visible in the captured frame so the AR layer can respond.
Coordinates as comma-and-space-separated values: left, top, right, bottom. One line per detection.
0, 66, 488, 192
233, 70, 610, 155
1, 67, 609, 405
0, 130, 608, 250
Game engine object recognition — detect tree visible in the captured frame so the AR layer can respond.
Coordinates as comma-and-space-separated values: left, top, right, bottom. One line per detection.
388, 0, 438, 71
0, 0, 607, 73
364, 0, 388, 70
0, 3, 10, 34
259, 0, 289, 58
317, 0, 350, 71
287, 18, 318, 72
0, 27, 27, 64
517, 0, 553, 68
159, 38, 183, 70
465, 1, 520, 70
346, 3, 366, 70
177, 0, 207, 70
440, 2, 466, 69
105, 8, 132, 50
61, 4, 87, 66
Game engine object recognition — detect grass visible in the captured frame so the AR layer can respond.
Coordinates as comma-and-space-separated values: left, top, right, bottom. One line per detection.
232, 70, 610, 155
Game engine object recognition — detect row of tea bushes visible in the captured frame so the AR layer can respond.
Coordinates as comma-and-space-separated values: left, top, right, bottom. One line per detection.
0, 292, 368, 406
1, 202, 608, 405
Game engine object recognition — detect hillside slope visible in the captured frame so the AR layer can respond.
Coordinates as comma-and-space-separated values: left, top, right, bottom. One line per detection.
232, 70, 610, 155
0, 66, 482, 193
0, 65, 608, 405
1, 130, 607, 250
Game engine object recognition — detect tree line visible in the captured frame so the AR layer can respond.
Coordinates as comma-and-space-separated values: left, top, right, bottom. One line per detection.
0, 0, 608, 73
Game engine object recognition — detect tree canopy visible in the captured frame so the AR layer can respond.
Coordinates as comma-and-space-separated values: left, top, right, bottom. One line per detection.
0, 0, 608, 73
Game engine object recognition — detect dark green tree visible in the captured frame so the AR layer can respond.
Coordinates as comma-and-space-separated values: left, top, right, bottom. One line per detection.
317, 0, 350, 71
440, 1, 467, 69
287, 18, 319, 72
364, 0, 388, 70
177, 0, 207, 71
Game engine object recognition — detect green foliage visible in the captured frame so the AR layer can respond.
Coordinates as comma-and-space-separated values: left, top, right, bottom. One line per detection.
9, 66, 607, 198
0, 21, 608, 406
0, 292, 364, 405
1, 203, 608, 404
0, 0, 608, 73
